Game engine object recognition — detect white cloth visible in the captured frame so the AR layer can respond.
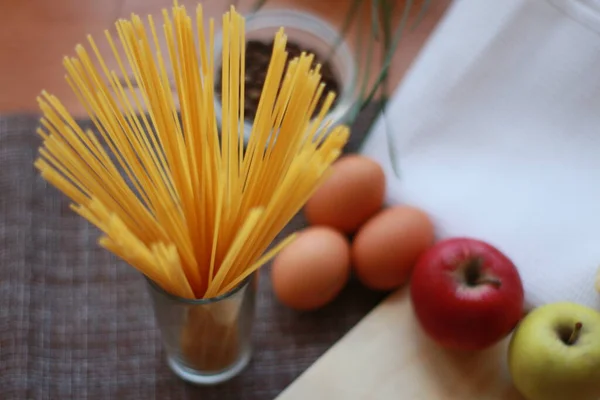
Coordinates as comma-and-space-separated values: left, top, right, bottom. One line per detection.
360, 0, 600, 309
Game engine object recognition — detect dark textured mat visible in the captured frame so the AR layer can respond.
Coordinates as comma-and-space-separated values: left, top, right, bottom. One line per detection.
0, 105, 390, 400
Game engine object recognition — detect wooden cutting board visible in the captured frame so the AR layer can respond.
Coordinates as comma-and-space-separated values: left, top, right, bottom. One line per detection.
276, 288, 525, 400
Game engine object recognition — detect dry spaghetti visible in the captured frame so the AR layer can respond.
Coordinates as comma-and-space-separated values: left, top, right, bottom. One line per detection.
34, 3, 349, 299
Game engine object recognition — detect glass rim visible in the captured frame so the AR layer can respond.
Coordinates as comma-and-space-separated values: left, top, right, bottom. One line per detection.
144, 273, 254, 305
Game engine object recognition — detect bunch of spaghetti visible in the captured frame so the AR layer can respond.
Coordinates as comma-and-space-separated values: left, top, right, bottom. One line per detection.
34, 3, 349, 300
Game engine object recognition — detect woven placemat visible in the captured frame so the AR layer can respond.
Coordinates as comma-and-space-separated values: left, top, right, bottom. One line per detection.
0, 106, 388, 400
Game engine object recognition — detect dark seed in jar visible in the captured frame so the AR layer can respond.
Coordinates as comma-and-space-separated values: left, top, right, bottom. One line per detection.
215, 39, 341, 123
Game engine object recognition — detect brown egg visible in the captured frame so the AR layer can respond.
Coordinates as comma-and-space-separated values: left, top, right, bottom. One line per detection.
351, 205, 435, 291
303, 154, 385, 234
271, 226, 351, 311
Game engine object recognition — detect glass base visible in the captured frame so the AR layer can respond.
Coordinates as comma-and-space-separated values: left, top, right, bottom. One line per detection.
167, 348, 252, 385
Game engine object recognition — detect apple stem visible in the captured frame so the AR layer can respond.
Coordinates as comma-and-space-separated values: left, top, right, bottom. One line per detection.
475, 277, 502, 288
462, 258, 503, 289
567, 322, 583, 345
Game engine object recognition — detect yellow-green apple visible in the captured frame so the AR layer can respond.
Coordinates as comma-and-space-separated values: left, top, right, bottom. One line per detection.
507, 302, 600, 400
410, 237, 525, 350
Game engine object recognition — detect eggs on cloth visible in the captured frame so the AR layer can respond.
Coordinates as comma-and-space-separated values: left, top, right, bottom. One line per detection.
271, 154, 437, 311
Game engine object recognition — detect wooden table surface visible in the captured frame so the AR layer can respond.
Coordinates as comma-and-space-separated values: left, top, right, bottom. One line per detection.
276, 289, 525, 400
0, 0, 451, 116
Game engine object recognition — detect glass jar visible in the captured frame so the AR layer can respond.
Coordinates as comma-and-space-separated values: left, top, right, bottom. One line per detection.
146, 273, 258, 385
213, 8, 358, 142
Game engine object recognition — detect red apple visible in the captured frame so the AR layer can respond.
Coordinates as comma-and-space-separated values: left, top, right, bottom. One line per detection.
410, 237, 524, 351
